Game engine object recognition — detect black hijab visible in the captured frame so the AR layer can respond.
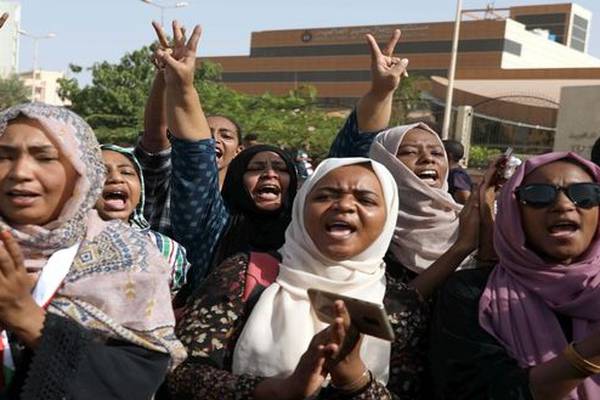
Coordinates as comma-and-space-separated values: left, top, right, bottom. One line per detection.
212, 144, 298, 268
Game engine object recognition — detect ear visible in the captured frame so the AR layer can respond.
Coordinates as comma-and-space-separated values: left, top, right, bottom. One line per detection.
236, 145, 243, 155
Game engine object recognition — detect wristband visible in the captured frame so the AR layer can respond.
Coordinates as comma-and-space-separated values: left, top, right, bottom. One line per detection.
331, 369, 372, 393
563, 342, 600, 376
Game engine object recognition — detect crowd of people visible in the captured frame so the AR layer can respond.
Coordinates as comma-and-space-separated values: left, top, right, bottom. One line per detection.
2, 12, 600, 400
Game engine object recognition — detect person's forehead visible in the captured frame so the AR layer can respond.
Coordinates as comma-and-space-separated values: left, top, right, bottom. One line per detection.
316, 165, 381, 189
2, 119, 55, 146
248, 151, 284, 163
102, 150, 135, 167
401, 128, 441, 145
524, 160, 594, 184
207, 116, 237, 131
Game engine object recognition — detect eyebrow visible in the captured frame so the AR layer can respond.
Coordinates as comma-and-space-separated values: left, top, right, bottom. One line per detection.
398, 143, 443, 149
315, 186, 380, 197
0, 144, 57, 152
248, 161, 286, 167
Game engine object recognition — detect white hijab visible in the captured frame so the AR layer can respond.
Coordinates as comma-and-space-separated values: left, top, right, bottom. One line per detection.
232, 158, 399, 383
369, 123, 462, 273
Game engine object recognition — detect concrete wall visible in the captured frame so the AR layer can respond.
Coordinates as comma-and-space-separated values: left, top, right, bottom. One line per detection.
502, 19, 600, 69
554, 85, 600, 157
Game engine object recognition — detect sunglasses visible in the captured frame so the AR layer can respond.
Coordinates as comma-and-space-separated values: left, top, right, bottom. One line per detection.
515, 183, 600, 209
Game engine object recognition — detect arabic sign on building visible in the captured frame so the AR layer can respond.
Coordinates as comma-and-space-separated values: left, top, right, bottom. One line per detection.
300, 24, 431, 43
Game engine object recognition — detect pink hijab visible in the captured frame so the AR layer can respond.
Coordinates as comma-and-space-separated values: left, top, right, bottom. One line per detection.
479, 152, 600, 400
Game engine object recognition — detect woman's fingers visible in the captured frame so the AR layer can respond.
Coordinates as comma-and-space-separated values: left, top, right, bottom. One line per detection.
382, 29, 401, 57
186, 25, 203, 52
0, 236, 15, 277
172, 20, 185, 47
181, 26, 187, 44
335, 300, 352, 330
391, 58, 410, 77
1, 231, 24, 271
155, 48, 180, 71
152, 21, 170, 49
0, 13, 8, 30
366, 34, 383, 62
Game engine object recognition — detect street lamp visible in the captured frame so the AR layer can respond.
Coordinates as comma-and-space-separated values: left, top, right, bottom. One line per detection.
19, 29, 57, 103
140, 0, 189, 26
441, 0, 463, 140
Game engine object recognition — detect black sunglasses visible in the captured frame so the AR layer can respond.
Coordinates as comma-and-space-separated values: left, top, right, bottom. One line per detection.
515, 183, 600, 209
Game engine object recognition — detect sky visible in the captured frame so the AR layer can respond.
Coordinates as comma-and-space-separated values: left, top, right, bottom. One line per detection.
8, 0, 600, 85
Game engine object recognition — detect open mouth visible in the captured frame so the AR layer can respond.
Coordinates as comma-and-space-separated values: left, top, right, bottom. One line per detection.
102, 190, 129, 211
6, 189, 40, 205
415, 169, 439, 186
7, 189, 39, 197
325, 220, 357, 239
548, 220, 580, 238
254, 184, 281, 201
215, 147, 223, 161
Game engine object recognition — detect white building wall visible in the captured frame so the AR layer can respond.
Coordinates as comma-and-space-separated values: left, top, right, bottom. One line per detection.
554, 85, 600, 157
19, 70, 68, 106
0, 2, 20, 78
501, 19, 600, 69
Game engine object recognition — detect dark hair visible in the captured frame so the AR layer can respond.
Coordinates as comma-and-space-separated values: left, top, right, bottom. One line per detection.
207, 114, 243, 144
592, 137, 600, 167
443, 140, 464, 162
244, 133, 259, 142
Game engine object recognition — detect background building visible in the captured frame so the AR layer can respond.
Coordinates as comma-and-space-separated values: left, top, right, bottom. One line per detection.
19, 70, 67, 106
201, 2, 600, 155
0, 1, 21, 78
510, 3, 592, 52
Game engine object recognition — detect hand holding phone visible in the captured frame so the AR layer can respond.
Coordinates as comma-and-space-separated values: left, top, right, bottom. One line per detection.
308, 288, 395, 341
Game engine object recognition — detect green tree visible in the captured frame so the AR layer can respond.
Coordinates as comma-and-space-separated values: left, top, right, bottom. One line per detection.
58, 46, 156, 129
58, 43, 344, 155
389, 75, 430, 126
0, 74, 29, 109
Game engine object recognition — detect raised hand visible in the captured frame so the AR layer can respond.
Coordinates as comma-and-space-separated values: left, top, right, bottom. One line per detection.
0, 13, 8, 30
455, 183, 481, 254
0, 231, 44, 347
366, 29, 409, 95
152, 20, 202, 88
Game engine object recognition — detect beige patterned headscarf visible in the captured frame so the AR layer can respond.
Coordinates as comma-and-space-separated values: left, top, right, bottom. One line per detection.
369, 123, 462, 273
0, 103, 186, 367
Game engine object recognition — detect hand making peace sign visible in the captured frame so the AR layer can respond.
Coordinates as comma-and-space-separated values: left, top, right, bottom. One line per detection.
152, 20, 202, 88
366, 29, 409, 94
0, 13, 8, 30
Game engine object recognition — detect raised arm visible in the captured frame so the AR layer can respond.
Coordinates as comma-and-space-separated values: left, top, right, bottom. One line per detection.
152, 21, 210, 141
357, 29, 408, 133
140, 70, 169, 152
328, 30, 408, 158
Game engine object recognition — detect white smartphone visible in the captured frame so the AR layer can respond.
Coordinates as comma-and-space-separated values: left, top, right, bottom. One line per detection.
307, 288, 395, 342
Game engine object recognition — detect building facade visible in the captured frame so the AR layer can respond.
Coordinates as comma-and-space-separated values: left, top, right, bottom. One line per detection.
203, 2, 599, 106
201, 2, 600, 155
19, 70, 68, 106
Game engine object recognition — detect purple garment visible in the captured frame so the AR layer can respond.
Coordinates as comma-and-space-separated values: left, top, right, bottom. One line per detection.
479, 152, 600, 400
448, 167, 473, 196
